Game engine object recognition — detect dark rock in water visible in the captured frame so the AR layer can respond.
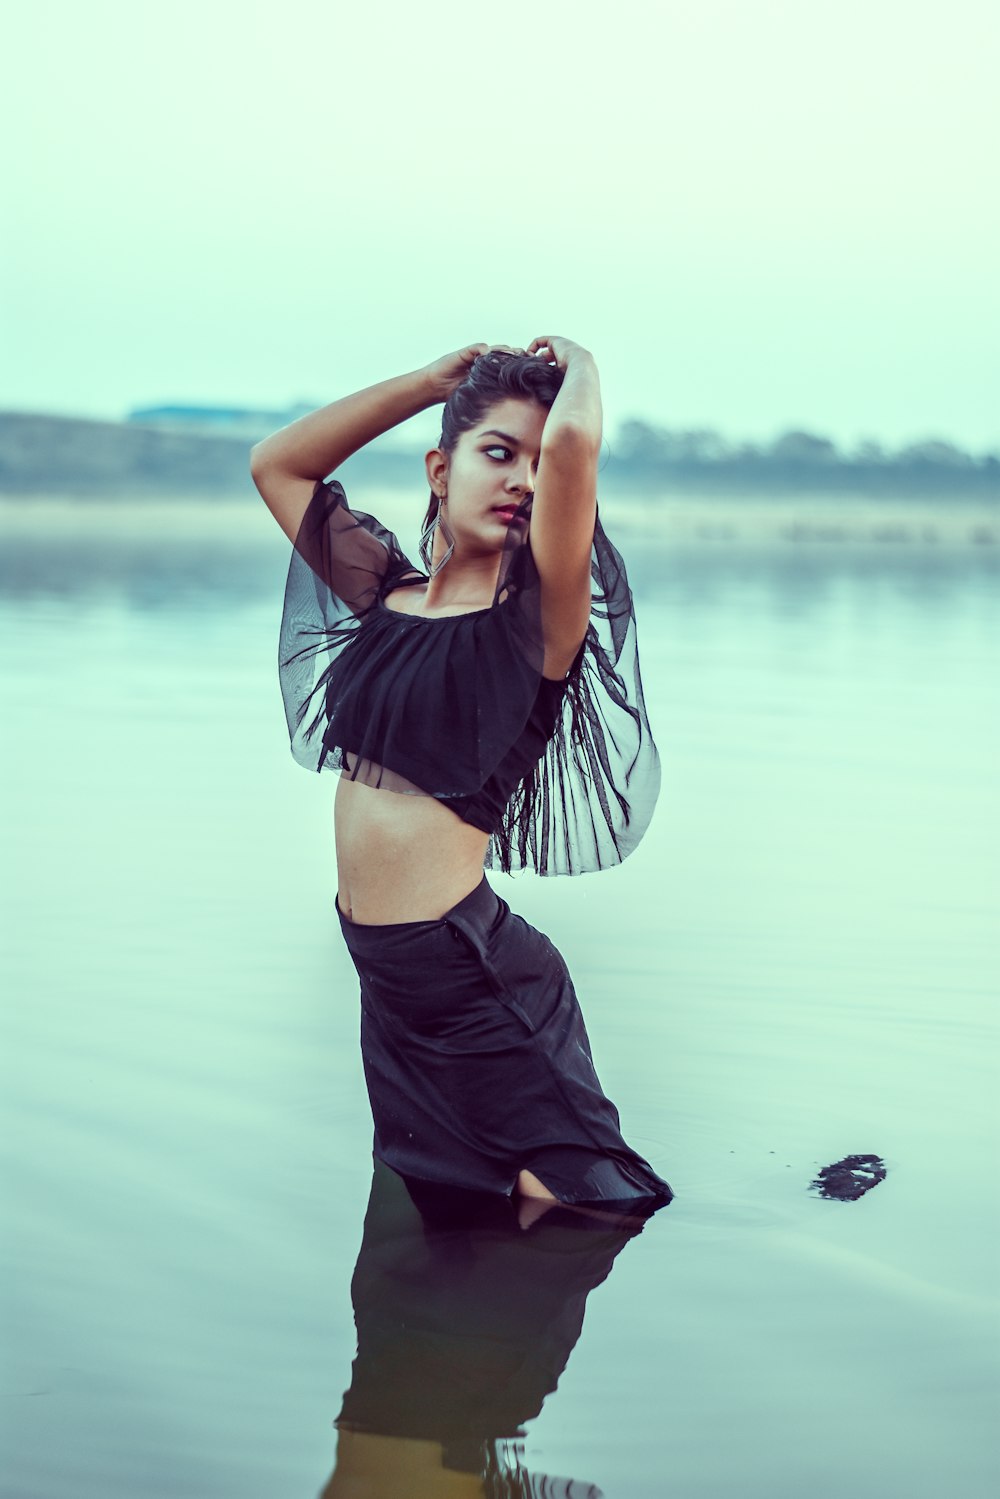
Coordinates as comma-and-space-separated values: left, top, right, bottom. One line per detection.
810, 1154, 887, 1201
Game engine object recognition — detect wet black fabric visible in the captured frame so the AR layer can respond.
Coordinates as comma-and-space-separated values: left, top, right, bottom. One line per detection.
337, 874, 674, 1206
336, 1157, 656, 1485
279, 478, 661, 875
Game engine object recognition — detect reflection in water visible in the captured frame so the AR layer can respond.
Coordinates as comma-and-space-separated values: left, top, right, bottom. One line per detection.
320, 1161, 659, 1498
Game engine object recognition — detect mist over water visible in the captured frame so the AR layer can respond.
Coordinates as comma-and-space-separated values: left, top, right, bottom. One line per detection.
2, 497, 997, 1497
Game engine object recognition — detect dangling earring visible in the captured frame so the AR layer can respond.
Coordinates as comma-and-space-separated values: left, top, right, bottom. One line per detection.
419, 491, 455, 577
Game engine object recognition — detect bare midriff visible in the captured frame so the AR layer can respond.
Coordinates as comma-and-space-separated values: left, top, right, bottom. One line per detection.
334, 774, 490, 925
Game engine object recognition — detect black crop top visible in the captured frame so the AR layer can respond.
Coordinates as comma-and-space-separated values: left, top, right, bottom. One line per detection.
278, 478, 661, 876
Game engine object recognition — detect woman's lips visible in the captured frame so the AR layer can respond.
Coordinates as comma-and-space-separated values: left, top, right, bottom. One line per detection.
493, 505, 526, 523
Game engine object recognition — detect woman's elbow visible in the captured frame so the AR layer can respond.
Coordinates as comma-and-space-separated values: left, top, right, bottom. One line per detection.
249, 439, 279, 478
541, 421, 601, 466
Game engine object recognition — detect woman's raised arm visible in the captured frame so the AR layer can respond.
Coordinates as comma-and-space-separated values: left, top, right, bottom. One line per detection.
525, 337, 603, 670
249, 346, 486, 545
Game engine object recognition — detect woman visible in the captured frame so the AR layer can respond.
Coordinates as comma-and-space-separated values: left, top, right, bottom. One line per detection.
250, 338, 672, 1211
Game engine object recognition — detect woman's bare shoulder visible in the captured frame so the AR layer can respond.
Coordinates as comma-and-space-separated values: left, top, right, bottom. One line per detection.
381, 574, 429, 615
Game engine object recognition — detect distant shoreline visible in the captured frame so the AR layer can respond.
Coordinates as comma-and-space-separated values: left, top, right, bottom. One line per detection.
2, 409, 998, 494
1, 409, 996, 548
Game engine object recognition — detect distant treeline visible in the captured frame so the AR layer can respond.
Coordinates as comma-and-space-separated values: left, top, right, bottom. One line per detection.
611, 422, 999, 496
0, 409, 997, 500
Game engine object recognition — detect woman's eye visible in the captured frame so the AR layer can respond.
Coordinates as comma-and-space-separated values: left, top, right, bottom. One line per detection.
483, 446, 512, 462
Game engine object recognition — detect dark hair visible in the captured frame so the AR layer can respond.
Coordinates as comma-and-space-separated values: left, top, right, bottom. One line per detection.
422, 351, 564, 530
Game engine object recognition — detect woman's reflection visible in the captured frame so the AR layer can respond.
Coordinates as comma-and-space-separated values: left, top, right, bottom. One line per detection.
319, 1160, 666, 1498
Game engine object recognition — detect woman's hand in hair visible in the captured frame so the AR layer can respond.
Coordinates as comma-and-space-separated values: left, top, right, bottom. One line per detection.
527, 336, 591, 372
422, 344, 489, 401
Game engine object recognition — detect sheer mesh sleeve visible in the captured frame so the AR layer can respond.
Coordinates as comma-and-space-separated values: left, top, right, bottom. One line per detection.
278, 478, 422, 774
484, 494, 662, 877
276, 478, 661, 878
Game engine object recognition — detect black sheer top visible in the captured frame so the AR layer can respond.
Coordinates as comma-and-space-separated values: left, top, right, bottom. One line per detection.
278, 478, 660, 876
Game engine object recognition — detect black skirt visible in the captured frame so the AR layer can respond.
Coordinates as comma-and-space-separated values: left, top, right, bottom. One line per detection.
337, 875, 673, 1207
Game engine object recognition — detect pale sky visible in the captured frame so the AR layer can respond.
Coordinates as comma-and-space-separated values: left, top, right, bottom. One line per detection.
4, 0, 997, 451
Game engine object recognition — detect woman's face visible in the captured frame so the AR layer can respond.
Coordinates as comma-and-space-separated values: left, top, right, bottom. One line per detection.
427, 398, 548, 554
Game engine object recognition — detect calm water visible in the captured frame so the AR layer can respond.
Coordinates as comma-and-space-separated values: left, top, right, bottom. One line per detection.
2, 497, 998, 1498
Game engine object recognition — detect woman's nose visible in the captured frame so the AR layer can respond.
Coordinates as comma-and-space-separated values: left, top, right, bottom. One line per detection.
507, 462, 534, 494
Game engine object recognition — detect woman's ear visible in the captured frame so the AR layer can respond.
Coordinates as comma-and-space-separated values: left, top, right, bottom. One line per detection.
425, 447, 449, 496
